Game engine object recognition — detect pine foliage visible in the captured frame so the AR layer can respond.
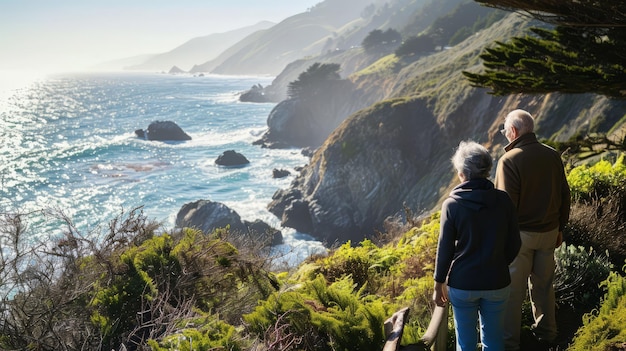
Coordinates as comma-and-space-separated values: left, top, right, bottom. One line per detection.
287, 63, 342, 99
464, 0, 626, 98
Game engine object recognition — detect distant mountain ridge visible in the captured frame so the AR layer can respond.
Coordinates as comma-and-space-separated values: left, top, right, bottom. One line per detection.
191, 0, 381, 75
92, 53, 158, 71
124, 21, 275, 72
100, 0, 386, 75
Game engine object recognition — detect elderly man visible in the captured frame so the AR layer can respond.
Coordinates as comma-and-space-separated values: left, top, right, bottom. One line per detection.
495, 109, 571, 350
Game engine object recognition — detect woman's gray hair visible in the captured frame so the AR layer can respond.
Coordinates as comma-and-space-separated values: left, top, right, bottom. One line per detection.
505, 109, 535, 135
451, 140, 492, 179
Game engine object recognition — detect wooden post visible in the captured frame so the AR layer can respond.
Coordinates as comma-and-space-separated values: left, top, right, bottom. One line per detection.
382, 307, 410, 351
421, 304, 448, 351
382, 304, 449, 351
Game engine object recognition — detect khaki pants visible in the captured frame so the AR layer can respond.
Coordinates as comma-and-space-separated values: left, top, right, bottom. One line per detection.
504, 228, 559, 350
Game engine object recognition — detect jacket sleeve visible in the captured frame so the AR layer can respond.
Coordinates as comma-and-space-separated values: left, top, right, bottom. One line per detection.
506, 197, 521, 264
559, 165, 571, 233
434, 199, 456, 283
495, 157, 521, 210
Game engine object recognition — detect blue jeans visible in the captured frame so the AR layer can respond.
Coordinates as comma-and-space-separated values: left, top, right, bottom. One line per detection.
449, 285, 511, 351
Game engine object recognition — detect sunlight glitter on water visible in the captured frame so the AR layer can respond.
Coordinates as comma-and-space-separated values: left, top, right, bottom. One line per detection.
0, 70, 48, 96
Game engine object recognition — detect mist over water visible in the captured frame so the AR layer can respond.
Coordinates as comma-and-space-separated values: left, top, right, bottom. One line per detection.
0, 71, 325, 264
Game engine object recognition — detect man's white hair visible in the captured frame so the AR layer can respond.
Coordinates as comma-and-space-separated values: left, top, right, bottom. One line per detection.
505, 109, 535, 135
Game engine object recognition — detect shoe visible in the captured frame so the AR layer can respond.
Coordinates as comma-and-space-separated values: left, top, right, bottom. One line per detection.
532, 331, 558, 350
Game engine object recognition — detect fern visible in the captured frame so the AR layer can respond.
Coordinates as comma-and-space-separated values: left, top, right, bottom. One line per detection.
568, 269, 626, 351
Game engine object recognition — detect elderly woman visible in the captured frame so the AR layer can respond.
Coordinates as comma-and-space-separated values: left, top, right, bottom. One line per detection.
433, 141, 521, 351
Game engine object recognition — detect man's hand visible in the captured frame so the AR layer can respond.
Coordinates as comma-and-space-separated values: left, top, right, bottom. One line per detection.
555, 231, 564, 248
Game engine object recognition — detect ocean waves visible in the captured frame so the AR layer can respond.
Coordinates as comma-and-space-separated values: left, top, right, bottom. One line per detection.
0, 72, 323, 260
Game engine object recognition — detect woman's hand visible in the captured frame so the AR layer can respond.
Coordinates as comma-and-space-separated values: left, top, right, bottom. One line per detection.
433, 281, 448, 307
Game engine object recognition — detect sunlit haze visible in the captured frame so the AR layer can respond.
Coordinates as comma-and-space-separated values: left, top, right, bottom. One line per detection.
0, 0, 321, 74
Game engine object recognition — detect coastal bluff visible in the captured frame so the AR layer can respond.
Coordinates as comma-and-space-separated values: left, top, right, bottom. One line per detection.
268, 98, 450, 244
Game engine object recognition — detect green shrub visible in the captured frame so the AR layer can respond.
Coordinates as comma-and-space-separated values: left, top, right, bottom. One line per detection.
567, 154, 626, 202
148, 316, 244, 351
90, 236, 168, 344
568, 268, 626, 351
274, 213, 449, 349
244, 274, 392, 351
313, 239, 407, 295
87, 227, 277, 348
566, 154, 626, 265
554, 244, 613, 309
389, 214, 442, 340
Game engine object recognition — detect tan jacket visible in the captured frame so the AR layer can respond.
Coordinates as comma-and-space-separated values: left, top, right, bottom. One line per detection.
494, 133, 571, 232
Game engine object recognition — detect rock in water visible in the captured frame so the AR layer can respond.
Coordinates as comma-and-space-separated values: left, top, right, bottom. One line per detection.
135, 120, 191, 141
215, 150, 250, 166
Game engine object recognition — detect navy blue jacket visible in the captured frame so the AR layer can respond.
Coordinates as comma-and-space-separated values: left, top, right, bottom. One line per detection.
434, 178, 521, 290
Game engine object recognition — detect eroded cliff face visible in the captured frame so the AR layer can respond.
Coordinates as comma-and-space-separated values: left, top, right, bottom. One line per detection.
268, 98, 445, 244
266, 13, 626, 245
265, 91, 511, 244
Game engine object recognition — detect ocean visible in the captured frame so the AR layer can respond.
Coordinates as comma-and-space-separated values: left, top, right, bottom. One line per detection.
0, 71, 325, 264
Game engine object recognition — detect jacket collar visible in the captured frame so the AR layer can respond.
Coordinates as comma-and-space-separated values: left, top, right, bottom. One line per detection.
453, 177, 494, 192
504, 132, 539, 152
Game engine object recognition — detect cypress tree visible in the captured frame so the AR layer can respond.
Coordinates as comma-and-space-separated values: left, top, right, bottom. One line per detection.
464, 0, 626, 99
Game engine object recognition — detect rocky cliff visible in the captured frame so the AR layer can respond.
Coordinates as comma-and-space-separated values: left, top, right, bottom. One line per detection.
254, 78, 364, 149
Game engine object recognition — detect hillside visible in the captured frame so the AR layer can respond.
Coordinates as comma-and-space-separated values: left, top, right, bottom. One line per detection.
190, 0, 384, 75
240, 0, 507, 103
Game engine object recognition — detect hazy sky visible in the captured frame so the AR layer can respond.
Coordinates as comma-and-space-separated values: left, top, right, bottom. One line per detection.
0, 0, 321, 72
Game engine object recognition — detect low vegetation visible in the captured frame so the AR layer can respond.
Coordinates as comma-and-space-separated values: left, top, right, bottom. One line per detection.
0, 208, 277, 350
1, 155, 625, 350
287, 63, 342, 100
567, 269, 626, 351
565, 154, 626, 266
361, 29, 402, 54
